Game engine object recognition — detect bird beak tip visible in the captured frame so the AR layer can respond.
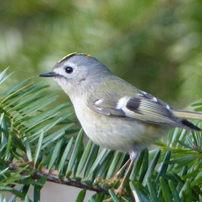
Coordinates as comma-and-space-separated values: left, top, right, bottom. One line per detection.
38, 72, 56, 77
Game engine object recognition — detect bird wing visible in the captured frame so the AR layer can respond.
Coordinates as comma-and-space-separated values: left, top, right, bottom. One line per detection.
87, 91, 197, 129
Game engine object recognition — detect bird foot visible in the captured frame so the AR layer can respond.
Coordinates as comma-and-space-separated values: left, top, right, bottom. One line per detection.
95, 174, 121, 187
114, 185, 126, 197
105, 174, 121, 185
96, 176, 127, 198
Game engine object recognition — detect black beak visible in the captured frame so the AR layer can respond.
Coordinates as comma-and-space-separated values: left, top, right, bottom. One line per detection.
38, 72, 58, 77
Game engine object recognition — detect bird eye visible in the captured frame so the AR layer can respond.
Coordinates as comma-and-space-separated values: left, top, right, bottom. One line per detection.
65, 66, 73, 74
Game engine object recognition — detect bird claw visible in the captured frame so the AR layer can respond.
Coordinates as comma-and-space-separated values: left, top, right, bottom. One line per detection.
95, 175, 121, 187
95, 176, 128, 198
105, 174, 121, 185
114, 185, 126, 197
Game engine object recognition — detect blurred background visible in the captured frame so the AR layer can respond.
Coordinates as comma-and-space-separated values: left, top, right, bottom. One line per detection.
1, 0, 202, 201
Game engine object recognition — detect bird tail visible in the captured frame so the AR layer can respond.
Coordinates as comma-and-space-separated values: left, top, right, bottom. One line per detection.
172, 110, 202, 120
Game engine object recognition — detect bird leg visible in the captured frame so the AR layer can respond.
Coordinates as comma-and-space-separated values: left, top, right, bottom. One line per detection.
97, 159, 131, 186
97, 150, 138, 197
115, 159, 135, 196
108, 159, 131, 184
114, 150, 139, 196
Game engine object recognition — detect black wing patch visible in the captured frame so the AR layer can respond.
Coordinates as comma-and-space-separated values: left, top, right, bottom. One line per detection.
126, 97, 141, 114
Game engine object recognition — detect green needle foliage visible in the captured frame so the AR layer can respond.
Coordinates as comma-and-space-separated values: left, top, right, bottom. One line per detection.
0, 69, 202, 202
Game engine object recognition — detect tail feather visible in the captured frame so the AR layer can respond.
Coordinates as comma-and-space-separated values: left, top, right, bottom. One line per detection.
171, 109, 202, 131
172, 110, 202, 120
180, 119, 201, 131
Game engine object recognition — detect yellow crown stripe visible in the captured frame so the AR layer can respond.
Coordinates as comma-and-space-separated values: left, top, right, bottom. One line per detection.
58, 52, 91, 63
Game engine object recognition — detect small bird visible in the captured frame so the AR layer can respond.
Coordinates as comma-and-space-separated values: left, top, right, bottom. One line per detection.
39, 52, 202, 195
